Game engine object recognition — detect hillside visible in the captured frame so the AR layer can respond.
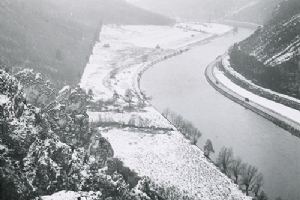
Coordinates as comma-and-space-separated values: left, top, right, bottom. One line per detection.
0, 22, 250, 199
127, 0, 279, 24
0, 69, 187, 200
0, 0, 173, 86
225, 0, 281, 24
228, 0, 300, 99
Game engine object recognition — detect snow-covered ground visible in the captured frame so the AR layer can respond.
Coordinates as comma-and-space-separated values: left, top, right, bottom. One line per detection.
100, 25, 213, 50
251, 14, 300, 66
41, 191, 101, 200
80, 23, 232, 101
88, 107, 174, 130
264, 35, 300, 66
102, 128, 248, 200
215, 62, 300, 124
79, 23, 249, 199
0, 94, 8, 105
176, 22, 233, 35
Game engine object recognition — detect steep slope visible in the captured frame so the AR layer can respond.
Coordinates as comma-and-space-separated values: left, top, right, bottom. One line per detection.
0, 0, 173, 86
225, 0, 281, 24
228, 0, 300, 98
1, 69, 180, 200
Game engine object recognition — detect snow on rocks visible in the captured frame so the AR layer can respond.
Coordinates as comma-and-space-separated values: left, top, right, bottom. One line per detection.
264, 35, 300, 66
0, 94, 8, 105
41, 191, 102, 200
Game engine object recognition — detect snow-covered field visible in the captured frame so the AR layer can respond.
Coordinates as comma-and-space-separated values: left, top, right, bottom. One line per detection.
88, 107, 174, 130
102, 128, 248, 200
215, 61, 300, 124
80, 23, 232, 101
79, 23, 249, 199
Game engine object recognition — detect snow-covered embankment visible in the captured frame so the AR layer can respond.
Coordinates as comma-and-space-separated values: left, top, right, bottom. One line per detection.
206, 55, 300, 137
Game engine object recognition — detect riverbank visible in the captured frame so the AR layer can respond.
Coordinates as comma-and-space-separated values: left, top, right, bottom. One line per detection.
80, 23, 250, 199
221, 54, 300, 111
205, 57, 300, 137
216, 19, 260, 29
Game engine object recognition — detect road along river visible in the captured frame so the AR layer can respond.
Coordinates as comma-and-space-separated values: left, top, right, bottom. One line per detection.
141, 28, 300, 200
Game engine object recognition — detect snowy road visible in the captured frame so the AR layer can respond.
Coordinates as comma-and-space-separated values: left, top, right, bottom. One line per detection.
206, 59, 300, 137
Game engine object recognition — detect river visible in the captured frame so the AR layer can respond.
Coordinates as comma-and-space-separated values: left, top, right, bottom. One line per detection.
141, 28, 300, 200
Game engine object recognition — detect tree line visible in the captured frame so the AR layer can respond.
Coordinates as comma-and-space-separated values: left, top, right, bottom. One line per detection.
161, 108, 283, 200
215, 147, 268, 199
162, 108, 202, 145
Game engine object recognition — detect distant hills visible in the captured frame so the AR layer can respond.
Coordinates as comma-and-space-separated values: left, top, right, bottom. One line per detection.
128, 0, 281, 24
229, 0, 300, 98
225, 0, 282, 24
0, 0, 173, 86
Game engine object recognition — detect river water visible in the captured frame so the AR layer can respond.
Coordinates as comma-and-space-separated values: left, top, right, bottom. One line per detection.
141, 28, 300, 200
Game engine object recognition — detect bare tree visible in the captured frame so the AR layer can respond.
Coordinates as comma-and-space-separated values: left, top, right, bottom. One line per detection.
124, 89, 134, 108
241, 164, 259, 196
257, 190, 268, 200
230, 158, 245, 184
216, 147, 233, 176
190, 133, 199, 145
204, 139, 214, 159
162, 108, 172, 119
252, 173, 264, 197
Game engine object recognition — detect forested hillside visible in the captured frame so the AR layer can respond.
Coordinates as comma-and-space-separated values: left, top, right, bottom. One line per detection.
0, 0, 173, 86
225, 0, 281, 24
229, 0, 300, 98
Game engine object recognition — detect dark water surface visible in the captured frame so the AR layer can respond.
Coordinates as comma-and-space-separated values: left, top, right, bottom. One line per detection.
141, 29, 300, 200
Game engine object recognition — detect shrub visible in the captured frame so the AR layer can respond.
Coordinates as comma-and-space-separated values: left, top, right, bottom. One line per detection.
107, 158, 141, 189
162, 108, 202, 145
